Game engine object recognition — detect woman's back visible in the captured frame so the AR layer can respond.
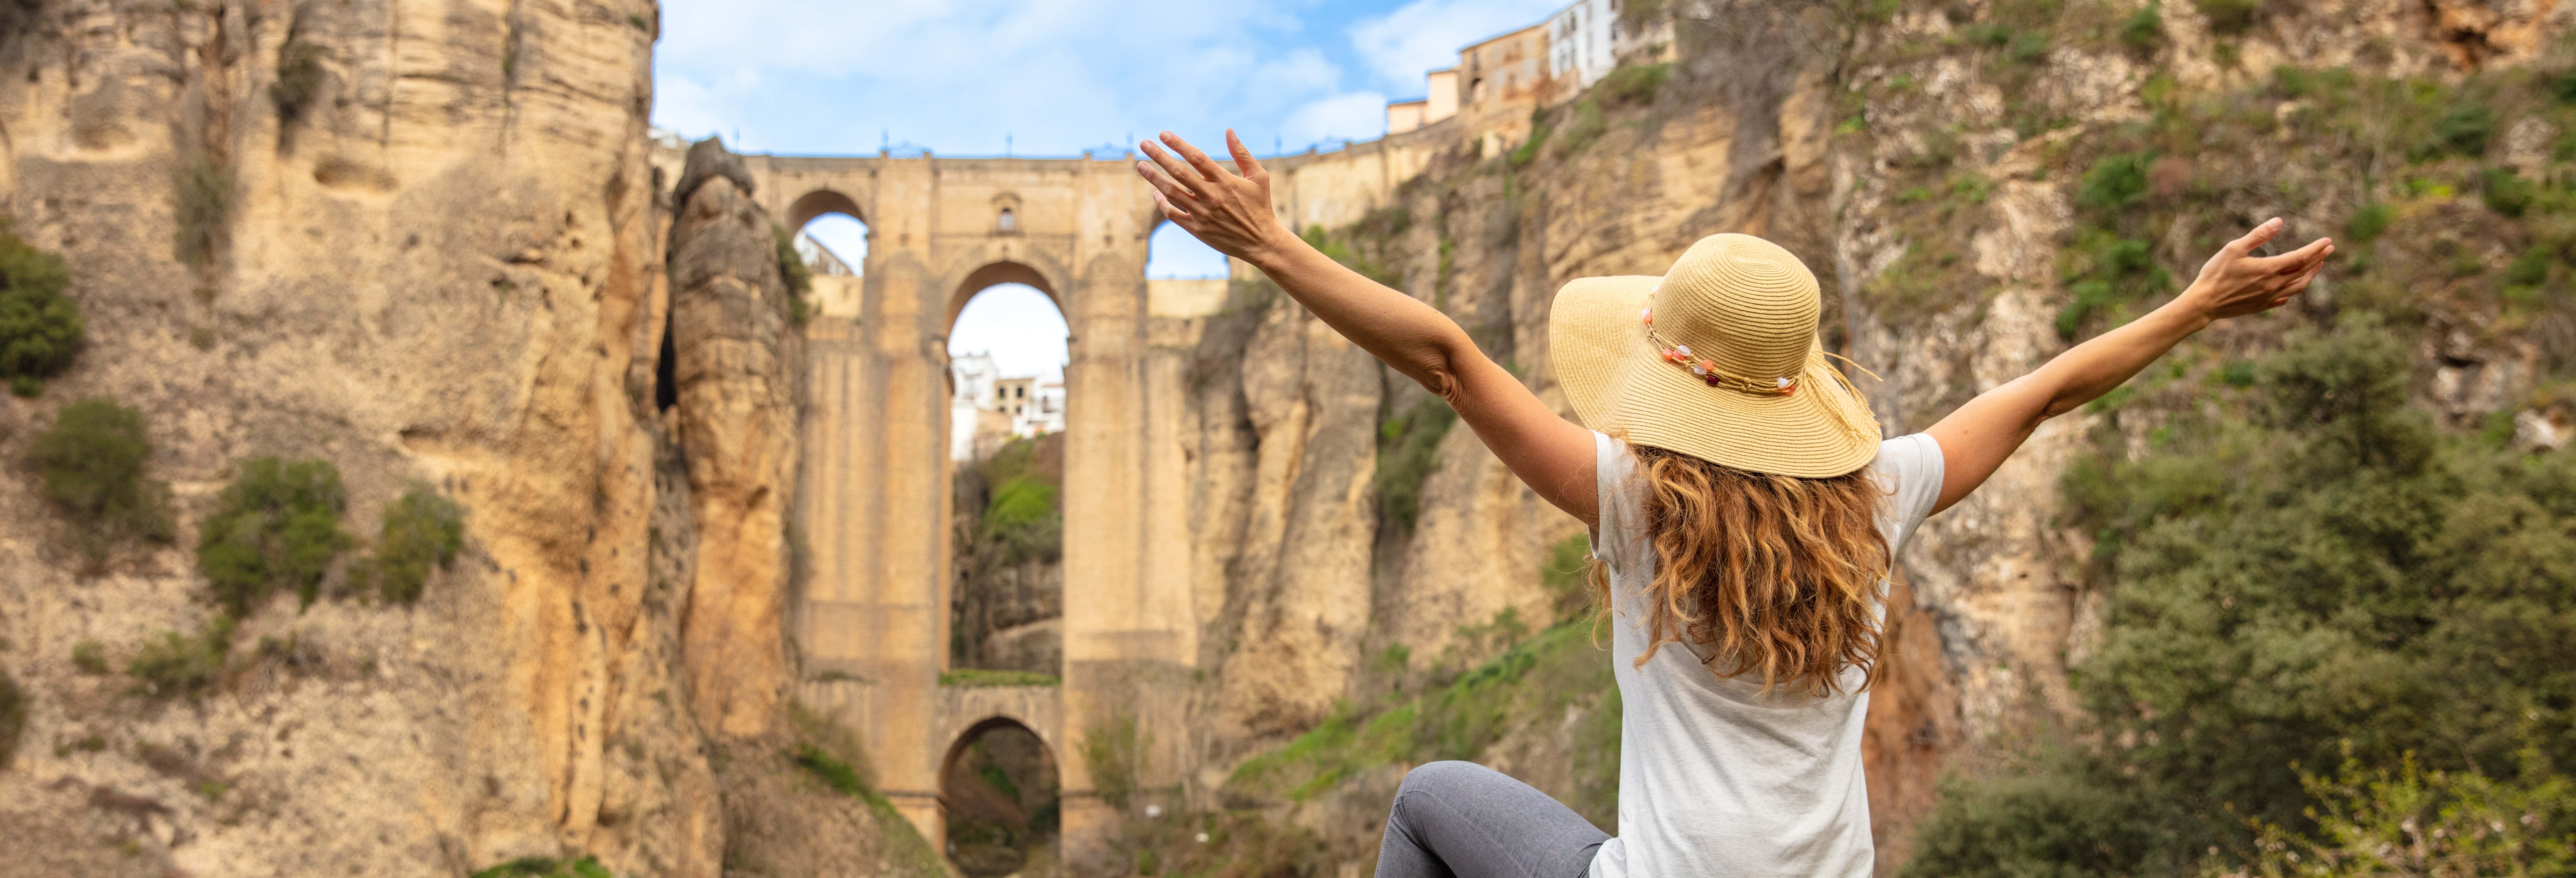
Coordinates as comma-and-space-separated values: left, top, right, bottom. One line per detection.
1588, 431, 1945, 878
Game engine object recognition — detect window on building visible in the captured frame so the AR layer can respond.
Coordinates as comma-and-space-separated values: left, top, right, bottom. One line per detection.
997, 207, 1015, 232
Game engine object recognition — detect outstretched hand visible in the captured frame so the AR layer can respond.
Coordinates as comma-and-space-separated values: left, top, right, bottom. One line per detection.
1135, 130, 1288, 260
2185, 218, 2336, 320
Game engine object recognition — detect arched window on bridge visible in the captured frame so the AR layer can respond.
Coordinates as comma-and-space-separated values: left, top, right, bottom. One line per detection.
785, 189, 867, 320
941, 718, 1059, 876
947, 278, 1067, 687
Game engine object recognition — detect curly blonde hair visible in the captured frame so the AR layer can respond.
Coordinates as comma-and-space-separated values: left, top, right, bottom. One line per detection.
1591, 444, 1894, 697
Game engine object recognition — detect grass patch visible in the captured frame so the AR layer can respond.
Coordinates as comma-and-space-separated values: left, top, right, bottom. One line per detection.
28, 398, 176, 561
197, 458, 351, 615
352, 485, 465, 604
1223, 620, 1619, 824
0, 220, 84, 387
1083, 711, 1148, 811
72, 639, 108, 674
937, 668, 1061, 687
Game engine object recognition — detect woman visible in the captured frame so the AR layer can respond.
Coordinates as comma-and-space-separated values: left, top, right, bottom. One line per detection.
1134, 130, 2332, 878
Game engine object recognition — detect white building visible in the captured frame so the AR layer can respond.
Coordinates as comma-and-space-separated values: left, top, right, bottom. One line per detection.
1548, 0, 1618, 92
949, 354, 1066, 460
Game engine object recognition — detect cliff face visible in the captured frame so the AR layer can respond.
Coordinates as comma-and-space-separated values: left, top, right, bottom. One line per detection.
0, 3, 897, 876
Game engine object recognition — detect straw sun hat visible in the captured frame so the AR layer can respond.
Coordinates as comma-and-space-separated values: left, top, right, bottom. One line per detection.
1550, 233, 1882, 478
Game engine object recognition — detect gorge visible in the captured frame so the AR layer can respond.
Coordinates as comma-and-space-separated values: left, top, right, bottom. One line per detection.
2, 1, 2572, 877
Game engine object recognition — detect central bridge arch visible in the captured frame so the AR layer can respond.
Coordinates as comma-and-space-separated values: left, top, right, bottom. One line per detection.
757, 151, 1222, 867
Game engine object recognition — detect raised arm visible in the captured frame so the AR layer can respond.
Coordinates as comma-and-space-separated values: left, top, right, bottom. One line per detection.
1924, 218, 2335, 515
1136, 130, 1600, 523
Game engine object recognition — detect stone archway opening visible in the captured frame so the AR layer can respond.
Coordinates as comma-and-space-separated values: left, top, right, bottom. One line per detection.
947, 268, 1069, 681
786, 189, 865, 320
940, 716, 1061, 877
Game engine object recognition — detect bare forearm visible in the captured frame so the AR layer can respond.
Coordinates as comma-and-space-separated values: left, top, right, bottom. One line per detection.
2026, 296, 2214, 419
1242, 233, 1476, 392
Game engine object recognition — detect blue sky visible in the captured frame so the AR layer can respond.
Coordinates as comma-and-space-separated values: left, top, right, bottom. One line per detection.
655, 0, 1567, 379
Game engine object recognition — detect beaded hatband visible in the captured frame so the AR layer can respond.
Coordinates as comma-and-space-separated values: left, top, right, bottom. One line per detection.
1641, 306, 1799, 396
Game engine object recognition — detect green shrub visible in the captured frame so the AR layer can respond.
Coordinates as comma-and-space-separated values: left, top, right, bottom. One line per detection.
173, 155, 232, 268
2345, 200, 2394, 243
2119, 5, 2164, 51
772, 224, 812, 297
358, 486, 465, 604
793, 743, 869, 796
0, 668, 23, 769
468, 857, 612, 878
197, 458, 351, 615
1083, 712, 1147, 811
0, 222, 83, 384
269, 41, 325, 125
2074, 152, 2152, 212
27, 398, 175, 557
2216, 755, 2575, 878
72, 639, 108, 674
1599, 63, 1670, 106
126, 615, 235, 699
2482, 167, 2535, 217
2195, 0, 2261, 34
1920, 317, 2576, 874
1375, 395, 1458, 533
2422, 102, 2495, 159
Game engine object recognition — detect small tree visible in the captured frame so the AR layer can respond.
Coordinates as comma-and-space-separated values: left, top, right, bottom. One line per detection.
0, 222, 84, 390
197, 458, 351, 615
26, 398, 175, 561
356, 486, 466, 604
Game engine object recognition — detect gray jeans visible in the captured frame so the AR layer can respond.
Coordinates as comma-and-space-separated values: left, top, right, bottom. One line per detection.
1373, 761, 1609, 878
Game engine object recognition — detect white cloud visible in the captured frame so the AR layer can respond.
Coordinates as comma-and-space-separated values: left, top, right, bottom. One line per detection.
1281, 91, 1390, 149
653, 0, 1335, 157
1348, 0, 1569, 94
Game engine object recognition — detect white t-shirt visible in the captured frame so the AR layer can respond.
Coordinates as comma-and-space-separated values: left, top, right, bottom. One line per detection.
1586, 431, 1945, 878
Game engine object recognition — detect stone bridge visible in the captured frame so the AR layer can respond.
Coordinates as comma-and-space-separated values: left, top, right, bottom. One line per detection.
740, 149, 1215, 862
724, 132, 1450, 865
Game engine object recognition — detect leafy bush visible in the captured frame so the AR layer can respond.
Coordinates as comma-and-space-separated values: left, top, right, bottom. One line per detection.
2195, 0, 2261, 34
2421, 102, 2494, 159
197, 458, 351, 615
71, 639, 108, 674
173, 155, 232, 268
1917, 318, 2576, 877
269, 41, 326, 125
0, 668, 23, 769
127, 615, 235, 699
2213, 754, 2574, 878
2344, 200, 2393, 243
28, 398, 175, 557
2119, 5, 2164, 51
2074, 152, 2152, 212
1376, 395, 1458, 533
2482, 167, 2535, 217
793, 743, 870, 797
357, 486, 465, 604
0, 222, 83, 385
771, 224, 812, 297
1600, 63, 1670, 106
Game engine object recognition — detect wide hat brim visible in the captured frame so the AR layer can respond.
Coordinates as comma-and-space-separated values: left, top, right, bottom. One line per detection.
1549, 275, 1882, 478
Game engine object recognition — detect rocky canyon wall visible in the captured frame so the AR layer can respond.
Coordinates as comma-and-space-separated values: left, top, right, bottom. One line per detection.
0, 3, 925, 876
